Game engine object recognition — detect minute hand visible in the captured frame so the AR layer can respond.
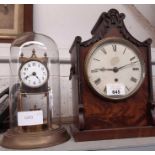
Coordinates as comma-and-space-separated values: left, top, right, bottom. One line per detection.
118, 61, 139, 70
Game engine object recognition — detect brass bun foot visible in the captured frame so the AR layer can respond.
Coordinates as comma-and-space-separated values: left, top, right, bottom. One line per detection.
1, 127, 70, 149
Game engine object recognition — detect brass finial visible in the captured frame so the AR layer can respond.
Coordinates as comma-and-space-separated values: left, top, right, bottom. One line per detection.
32, 49, 35, 54
44, 52, 47, 57
31, 49, 37, 58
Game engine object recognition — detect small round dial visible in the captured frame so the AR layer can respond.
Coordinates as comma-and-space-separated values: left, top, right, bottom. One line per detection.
19, 60, 48, 88
85, 38, 145, 100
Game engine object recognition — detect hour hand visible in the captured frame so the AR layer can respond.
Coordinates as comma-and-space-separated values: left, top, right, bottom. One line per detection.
35, 75, 39, 80
91, 67, 113, 72
99, 67, 113, 71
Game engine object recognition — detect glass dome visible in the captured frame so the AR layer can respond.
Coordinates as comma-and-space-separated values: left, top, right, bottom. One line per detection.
2, 32, 70, 149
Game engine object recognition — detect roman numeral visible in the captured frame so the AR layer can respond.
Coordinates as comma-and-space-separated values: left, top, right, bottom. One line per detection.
130, 77, 137, 83
132, 67, 139, 71
103, 87, 106, 93
123, 48, 126, 55
126, 86, 130, 91
101, 48, 107, 54
130, 56, 135, 61
93, 58, 100, 61
112, 44, 117, 51
91, 69, 98, 73
94, 78, 101, 85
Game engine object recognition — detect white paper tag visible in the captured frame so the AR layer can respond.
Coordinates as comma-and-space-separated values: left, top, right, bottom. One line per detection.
106, 83, 125, 96
17, 110, 43, 126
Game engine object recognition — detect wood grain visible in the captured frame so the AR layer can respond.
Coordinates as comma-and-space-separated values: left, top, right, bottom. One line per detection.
70, 9, 154, 141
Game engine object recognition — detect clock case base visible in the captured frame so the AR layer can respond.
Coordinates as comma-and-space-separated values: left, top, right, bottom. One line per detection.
71, 125, 155, 142
1, 127, 70, 149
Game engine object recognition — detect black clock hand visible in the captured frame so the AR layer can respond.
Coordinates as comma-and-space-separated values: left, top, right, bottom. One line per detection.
118, 61, 139, 70
93, 67, 114, 72
35, 75, 40, 80
31, 72, 40, 80
99, 67, 114, 71
24, 73, 35, 79
92, 61, 139, 73
26, 72, 38, 79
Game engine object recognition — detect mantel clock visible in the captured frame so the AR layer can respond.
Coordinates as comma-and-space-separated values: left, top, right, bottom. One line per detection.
70, 9, 155, 141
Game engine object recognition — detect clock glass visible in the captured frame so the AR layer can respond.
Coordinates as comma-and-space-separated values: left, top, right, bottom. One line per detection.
85, 38, 145, 100
2, 32, 71, 149
19, 60, 48, 88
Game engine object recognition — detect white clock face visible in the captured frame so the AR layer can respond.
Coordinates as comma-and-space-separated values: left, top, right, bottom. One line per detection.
19, 61, 48, 88
85, 38, 145, 100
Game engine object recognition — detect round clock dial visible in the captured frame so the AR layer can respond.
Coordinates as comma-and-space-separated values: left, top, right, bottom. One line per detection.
85, 38, 145, 100
19, 60, 48, 88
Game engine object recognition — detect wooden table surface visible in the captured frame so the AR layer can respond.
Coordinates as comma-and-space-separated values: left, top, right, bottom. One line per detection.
1, 128, 155, 151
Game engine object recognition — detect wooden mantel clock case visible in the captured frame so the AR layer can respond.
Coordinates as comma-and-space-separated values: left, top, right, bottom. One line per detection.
69, 9, 155, 141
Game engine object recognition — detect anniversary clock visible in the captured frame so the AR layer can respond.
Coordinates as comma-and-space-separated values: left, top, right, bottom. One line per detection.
70, 9, 155, 141
2, 32, 70, 149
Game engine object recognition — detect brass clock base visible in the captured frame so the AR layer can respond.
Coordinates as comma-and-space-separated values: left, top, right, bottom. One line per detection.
1, 127, 70, 149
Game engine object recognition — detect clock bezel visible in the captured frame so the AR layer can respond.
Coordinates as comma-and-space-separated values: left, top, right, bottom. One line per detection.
84, 37, 146, 101
19, 59, 49, 89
